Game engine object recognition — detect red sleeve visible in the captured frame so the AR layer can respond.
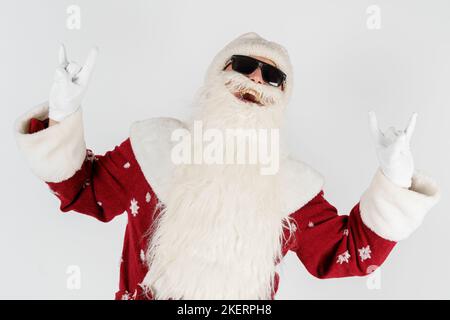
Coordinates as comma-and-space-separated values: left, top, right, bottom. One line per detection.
30, 118, 139, 222
289, 191, 396, 279
29, 117, 49, 133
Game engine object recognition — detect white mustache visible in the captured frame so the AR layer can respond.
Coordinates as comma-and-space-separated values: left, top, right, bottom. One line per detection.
222, 71, 283, 106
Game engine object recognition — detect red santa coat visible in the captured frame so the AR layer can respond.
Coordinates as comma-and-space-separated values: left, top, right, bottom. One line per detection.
14, 104, 440, 300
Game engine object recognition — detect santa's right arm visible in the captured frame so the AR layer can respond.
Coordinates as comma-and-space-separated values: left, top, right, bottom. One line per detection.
14, 45, 139, 222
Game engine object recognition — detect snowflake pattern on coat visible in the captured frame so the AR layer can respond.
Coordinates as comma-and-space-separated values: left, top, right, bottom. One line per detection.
130, 198, 140, 217
358, 245, 372, 262
336, 250, 351, 264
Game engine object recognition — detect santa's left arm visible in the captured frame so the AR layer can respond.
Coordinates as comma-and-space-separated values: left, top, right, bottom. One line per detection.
288, 112, 440, 278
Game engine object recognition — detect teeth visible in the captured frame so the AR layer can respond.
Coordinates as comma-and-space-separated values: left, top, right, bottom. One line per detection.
240, 88, 261, 102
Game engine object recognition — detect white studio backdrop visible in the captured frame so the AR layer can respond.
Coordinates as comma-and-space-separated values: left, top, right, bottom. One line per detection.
1, 0, 449, 299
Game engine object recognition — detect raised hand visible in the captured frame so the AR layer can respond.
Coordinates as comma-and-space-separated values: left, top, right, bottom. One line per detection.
369, 111, 417, 188
49, 44, 98, 122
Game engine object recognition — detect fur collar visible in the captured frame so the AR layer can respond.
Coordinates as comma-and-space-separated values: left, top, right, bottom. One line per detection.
129, 117, 324, 216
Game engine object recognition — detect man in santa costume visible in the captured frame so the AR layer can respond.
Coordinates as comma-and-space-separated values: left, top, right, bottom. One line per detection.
15, 33, 440, 300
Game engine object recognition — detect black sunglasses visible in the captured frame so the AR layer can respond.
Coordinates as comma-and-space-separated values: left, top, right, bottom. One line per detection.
224, 55, 286, 88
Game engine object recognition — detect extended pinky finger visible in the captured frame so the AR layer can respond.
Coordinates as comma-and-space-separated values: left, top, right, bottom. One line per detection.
405, 113, 418, 142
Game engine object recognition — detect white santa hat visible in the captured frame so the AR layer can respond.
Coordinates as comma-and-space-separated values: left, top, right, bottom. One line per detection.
205, 32, 294, 104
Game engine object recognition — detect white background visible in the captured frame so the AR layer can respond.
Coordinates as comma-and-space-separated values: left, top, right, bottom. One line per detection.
1, 0, 449, 299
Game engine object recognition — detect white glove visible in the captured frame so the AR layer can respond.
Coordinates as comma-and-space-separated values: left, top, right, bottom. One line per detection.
49, 44, 98, 122
369, 111, 417, 188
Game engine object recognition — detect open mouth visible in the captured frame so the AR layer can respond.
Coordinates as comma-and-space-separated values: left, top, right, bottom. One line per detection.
233, 88, 264, 106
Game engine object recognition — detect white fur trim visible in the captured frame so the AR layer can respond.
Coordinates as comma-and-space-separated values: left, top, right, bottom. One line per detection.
205, 32, 294, 104
14, 102, 86, 183
129, 117, 186, 204
129, 118, 324, 215
360, 169, 440, 241
278, 156, 324, 215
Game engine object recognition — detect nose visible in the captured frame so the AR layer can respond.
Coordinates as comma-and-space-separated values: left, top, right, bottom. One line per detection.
247, 68, 264, 84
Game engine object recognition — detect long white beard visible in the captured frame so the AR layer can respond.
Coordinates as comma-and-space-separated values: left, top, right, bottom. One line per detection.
142, 72, 293, 299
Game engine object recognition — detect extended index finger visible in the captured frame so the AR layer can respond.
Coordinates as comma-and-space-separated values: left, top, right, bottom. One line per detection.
58, 43, 68, 66
368, 111, 381, 142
